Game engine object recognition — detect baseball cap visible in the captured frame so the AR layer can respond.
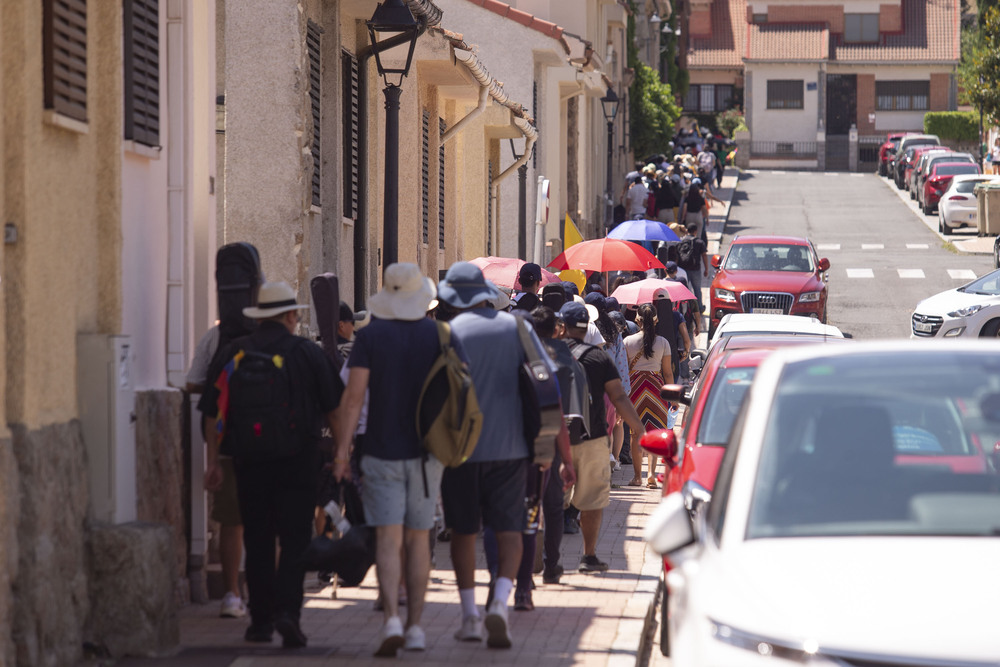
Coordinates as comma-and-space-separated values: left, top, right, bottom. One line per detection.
665, 261, 678, 273
559, 301, 590, 330
339, 300, 363, 323
518, 262, 542, 286
584, 291, 606, 313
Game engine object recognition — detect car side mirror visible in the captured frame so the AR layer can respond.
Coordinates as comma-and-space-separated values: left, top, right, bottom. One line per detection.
818, 257, 830, 272
681, 479, 712, 515
640, 428, 678, 461
644, 492, 695, 555
711, 254, 722, 269
660, 383, 690, 406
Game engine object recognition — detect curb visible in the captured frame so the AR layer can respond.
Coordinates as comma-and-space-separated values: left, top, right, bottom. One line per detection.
626, 556, 663, 667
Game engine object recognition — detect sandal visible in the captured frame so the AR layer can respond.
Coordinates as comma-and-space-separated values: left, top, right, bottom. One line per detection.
627, 477, 643, 487
646, 477, 658, 489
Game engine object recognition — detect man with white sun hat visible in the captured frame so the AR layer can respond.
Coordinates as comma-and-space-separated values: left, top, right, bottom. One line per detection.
335, 262, 468, 657
200, 281, 343, 650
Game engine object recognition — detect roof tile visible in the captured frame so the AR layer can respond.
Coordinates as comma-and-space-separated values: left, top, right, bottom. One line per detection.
687, 0, 748, 69
746, 23, 829, 62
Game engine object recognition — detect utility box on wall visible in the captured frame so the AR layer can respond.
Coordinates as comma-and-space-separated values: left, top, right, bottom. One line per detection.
77, 334, 137, 524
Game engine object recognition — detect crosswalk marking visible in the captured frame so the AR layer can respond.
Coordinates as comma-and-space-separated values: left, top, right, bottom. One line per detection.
850, 173, 865, 177
906, 244, 929, 249
772, 170, 787, 175
824, 172, 840, 177
744, 169, 759, 174
948, 269, 977, 280
898, 269, 925, 279
816, 243, 841, 250
846, 268, 874, 278
861, 243, 884, 250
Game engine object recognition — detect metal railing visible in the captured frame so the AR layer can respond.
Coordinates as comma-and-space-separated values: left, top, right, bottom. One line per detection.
750, 141, 818, 159
858, 135, 884, 171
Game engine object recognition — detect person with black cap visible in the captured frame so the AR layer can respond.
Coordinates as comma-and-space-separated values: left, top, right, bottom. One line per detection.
335, 301, 364, 363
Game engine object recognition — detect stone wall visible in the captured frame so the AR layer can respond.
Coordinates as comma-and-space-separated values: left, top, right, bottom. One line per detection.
10, 422, 90, 667
0, 435, 19, 667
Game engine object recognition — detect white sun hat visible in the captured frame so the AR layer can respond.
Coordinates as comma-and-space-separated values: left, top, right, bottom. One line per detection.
243, 281, 309, 319
369, 263, 437, 321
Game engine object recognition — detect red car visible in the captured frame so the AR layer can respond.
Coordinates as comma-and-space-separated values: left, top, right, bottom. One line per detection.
878, 131, 911, 177
921, 162, 982, 214
707, 235, 830, 338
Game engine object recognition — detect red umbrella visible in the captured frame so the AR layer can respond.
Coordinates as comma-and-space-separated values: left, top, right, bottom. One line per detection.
611, 277, 696, 305
468, 256, 562, 291
547, 238, 664, 273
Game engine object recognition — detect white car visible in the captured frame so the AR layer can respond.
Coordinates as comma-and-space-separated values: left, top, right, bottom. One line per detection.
911, 269, 1000, 338
643, 341, 1000, 666
708, 313, 844, 349
938, 174, 1000, 235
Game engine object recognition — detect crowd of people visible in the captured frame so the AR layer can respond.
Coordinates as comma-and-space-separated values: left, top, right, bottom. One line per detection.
191, 254, 697, 658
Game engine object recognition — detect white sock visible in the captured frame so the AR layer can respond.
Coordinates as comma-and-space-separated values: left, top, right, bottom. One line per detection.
493, 577, 514, 609
459, 588, 478, 619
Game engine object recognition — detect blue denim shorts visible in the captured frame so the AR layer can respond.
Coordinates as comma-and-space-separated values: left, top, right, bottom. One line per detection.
360, 454, 443, 530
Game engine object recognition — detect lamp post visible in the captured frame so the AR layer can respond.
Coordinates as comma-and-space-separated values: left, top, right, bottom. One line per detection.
601, 87, 620, 232
508, 138, 530, 259
367, 0, 420, 269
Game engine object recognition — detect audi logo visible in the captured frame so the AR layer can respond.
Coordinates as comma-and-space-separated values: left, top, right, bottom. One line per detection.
758, 296, 777, 304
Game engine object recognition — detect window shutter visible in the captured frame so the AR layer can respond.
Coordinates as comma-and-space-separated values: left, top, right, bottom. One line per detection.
307, 20, 322, 208
422, 110, 430, 245
487, 160, 494, 255
342, 52, 360, 219
43, 0, 88, 122
438, 118, 446, 250
123, 0, 159, 146
532, 81, 538, 168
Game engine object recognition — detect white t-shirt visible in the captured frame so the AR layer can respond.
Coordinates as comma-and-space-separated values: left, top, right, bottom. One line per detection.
992, 144, 1000, 163
186, 326, 221, 388
623, 332, 671, 374
585, 322, 605, 347
626, 182, 649, 216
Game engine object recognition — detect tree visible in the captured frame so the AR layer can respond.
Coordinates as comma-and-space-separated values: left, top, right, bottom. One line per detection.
966, 6, 1000, 126
626, 6, 681, 157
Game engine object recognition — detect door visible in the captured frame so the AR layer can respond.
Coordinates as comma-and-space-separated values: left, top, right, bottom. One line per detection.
826, 74, 857, 136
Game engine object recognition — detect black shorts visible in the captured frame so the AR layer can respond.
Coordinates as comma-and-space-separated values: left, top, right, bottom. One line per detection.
441, 458, 528, 535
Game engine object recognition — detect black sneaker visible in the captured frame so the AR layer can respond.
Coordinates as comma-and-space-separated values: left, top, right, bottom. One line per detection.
578, 555, 609, 573
542, 564, 564, 584
274, 613, 308, 649
563, 516, 580, 534
513, 588, 534, 611
244, 622, 274, 643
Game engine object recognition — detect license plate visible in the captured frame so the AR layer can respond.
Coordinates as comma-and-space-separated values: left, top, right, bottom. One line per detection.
966, 213, 977, 221
914, 322, 934, 333
752, 308, 784, 315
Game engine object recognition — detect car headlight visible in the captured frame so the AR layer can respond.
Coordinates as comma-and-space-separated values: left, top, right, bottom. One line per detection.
947, 304, 984, 318
798, 291, 821, 303
714, 288, 737, 303
710, 620, 821, 664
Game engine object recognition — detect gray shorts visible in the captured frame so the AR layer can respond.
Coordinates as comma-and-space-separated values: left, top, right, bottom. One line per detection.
360, 454, 443, 530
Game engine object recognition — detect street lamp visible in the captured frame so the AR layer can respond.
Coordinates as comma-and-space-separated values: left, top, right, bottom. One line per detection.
367, 0, 420, 268
601, 87, 620, 232
509, 138, 530, 259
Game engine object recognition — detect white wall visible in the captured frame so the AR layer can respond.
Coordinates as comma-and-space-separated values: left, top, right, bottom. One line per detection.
747, 64, 821, 143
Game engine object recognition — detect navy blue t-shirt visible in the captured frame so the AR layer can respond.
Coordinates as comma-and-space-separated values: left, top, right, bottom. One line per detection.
348, 317, 467, 460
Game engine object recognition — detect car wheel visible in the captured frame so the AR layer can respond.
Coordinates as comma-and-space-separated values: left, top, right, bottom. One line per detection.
980, 319, 1000, 338
941, 214, 952, 235
922, 201, 932, 215
659, 584, 670, 656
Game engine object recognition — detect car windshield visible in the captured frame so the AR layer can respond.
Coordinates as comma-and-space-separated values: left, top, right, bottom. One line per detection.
723, 244, 814, 272
930, 156, 973, 169
955, 179, 991, 194
958, 270, 1000, 296
935, 165, 979, 176
697, 366, 757, 446
747, 351, 1000, 539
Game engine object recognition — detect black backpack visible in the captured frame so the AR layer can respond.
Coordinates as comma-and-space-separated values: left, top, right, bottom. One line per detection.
225, 336, 305, 462
678, 238, 698, 270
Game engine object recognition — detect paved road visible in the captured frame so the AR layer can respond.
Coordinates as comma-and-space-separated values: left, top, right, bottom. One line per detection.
722, 170, 995, 340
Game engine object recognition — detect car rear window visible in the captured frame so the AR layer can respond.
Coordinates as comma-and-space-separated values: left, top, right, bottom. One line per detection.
955, 179, 990, 193
935, 165, 980, 176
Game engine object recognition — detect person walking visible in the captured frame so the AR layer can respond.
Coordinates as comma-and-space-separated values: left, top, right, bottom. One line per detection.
623, 304, 674, 488
992, 138, 1000, 175
201, 281, 343, 649
334, 263, 456, 657
625, 175, 649, 219
677, 223, 709, 314
436, 262, 542, 649
558, 302, 644, 573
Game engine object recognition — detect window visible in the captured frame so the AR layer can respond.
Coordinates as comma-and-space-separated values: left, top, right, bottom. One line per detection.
342, 52, 360, 219
700, 85, 716, 112
684, 84, 735, 113
123, 0, 159, 146
752, 12, 767, 24
43, 0, 88, 122
845, 13, 879, 43
766, 80, 803, 109
875, 80, 929, 111
306, 20, 322, 208
421, 110, 430, 245
438, 118, 446, 250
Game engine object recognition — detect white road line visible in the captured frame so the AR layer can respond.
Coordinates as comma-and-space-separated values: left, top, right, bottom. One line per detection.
906, 244, 929, 249
744, 169, 759, 174
772, 170, 787, 175
824, 172, 840, 177
948, 269, 977, 280
898, 269, 925, 279
850, 173, 865, 177
846, 268, 875, 278
861, 243, 885, 250
816, 243, 841, 250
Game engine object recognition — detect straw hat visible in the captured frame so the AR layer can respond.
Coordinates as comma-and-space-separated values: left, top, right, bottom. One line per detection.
369, 263, 437, 321
243, 282, 309, 319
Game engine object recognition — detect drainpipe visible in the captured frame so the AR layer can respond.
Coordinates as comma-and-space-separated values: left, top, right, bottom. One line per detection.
490, 117, 537, 258
441, 84, 490, 144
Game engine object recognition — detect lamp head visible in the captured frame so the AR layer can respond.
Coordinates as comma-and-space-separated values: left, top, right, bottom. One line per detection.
367, 0, 419, 88
601, 87, 620, 124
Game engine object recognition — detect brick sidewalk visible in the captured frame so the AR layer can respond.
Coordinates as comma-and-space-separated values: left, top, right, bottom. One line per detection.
117, 465, 666, 667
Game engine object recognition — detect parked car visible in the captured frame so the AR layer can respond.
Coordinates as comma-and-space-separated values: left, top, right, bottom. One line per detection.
643, 341, 1000, 665
907, 146, 951, 196
893, 134, 940, 188
939, 175, 1000, 235
878, 132, 912, 177
707, 238, 831, 338
920, 162, 982, 214
911, 268, 1000, 337
916, 153, 977, 208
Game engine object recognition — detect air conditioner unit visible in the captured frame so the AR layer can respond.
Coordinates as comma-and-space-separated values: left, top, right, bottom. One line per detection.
77, 334, 137, 524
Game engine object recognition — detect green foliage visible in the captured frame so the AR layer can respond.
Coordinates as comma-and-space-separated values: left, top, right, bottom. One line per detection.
716, 109, 746, 138
626, 4, 681, 157
923, 111, 980, 141
966, 6, 1000, 126
958, 22, 982, 106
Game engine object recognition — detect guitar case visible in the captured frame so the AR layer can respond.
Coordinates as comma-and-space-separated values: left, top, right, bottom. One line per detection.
516, 318, 562, 465
654, 296, 679, 383
310, 273, 342, 369
215, 242, 263, 343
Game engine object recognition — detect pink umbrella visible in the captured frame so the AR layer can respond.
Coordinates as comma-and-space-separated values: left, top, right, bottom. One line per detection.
547, 238, 664, 272
468, 256, 562, 291
611, 277, 696, 305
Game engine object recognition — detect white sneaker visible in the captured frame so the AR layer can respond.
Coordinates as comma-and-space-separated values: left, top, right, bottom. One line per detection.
613, 459, 622, 471
219, 592, 246, 618
375, 616, 405, 657
453, 614, 483, 642
484, 600, 512, 649
404, 624, 425, 651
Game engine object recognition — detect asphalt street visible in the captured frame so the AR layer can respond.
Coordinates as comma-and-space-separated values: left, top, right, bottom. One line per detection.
719, 170, 996, 340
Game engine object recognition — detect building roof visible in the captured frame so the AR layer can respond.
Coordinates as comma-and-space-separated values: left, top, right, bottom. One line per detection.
687, 0, 748, 70
462, 0, 571, 54
743, 0, 959, 65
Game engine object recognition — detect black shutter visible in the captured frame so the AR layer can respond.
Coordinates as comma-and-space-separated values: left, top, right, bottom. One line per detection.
342, 52, 360, 219
438, 118, 446, 250
487, 160, 493, 255
43, 0, 88, 122
532, 80, 538, 168
422, 110, 430, 245
307, 20, 322, 208
123, 0, 159, 146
